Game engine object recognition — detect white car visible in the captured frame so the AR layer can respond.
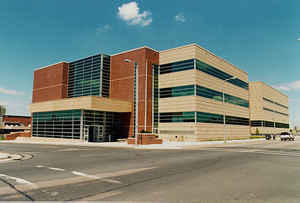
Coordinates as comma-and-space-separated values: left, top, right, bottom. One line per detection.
280, 132, 293, 141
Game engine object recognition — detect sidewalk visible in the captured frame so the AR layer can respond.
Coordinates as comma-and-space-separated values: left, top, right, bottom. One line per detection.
0, 137, 266, 149
0, 153, 10, 159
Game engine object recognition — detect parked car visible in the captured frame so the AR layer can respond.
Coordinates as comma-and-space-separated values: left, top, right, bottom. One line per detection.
289, 134, 295, 141
280, 132, 291, 141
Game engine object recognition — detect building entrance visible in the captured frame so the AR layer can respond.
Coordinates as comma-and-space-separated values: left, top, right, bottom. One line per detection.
83, 125, 104, 142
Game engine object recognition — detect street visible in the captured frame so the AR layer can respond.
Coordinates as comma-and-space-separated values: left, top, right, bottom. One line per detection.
1, 140, 300, 202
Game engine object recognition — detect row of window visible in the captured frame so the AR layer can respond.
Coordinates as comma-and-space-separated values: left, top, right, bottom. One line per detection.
263, 97, 288, 109
263, 107, 289, 117
152, 65, 159, 129
32, 110, 121, 139
250, 120, 289, 128
159, 111, 249, 126
68, 54, 110, 98
159, 59, 248, 90
160, 84, 249, 108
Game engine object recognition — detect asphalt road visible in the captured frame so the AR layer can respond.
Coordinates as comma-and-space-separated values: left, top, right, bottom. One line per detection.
1, 139, 300, 202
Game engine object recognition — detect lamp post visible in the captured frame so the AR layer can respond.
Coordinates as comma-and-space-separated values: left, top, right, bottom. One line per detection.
223, 76, 237, 143
124, 59, 138, 145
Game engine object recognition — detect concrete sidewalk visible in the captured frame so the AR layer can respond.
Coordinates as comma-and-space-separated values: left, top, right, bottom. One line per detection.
0, 137, 266, 149
0, 153, 10, 159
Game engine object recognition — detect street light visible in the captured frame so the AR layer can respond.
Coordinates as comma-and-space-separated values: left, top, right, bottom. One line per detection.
223, 76, 237, 143
124, 59, 139, 145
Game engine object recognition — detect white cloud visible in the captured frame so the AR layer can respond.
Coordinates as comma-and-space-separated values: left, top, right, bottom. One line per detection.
273, 80, 300, 91
96, 24, 112, 34
175, 12, 186, 23
0, 87, 24, 96
118, 2, 152, 27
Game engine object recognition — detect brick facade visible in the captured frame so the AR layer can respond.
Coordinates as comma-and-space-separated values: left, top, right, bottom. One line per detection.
110, 47, 159, 137
3, 115, 31, 127
32, 62, 69, 103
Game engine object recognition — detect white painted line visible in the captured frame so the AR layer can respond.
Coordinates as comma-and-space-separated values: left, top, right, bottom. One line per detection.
36, 165, 65, 171
101, 178, 122, 184
0, 174, 38, 189
72, 171, 99, 179
72, 171, 121, 184
48, 167, 65, 172
0, 167, 156, 196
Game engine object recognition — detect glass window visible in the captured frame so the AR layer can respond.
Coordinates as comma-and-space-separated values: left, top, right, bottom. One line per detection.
160, 112, 195, 123
68, 54, 110, 98
196, 59, 248, 90
160, 59, 194, 74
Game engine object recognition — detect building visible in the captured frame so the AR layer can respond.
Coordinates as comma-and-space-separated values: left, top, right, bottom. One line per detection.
159, 44, 250, 141
0, 105, 6, 127
2, 115, 31, 128
29, 43, 289, 142
0, 105, 31, 135
249, 81, 289, 135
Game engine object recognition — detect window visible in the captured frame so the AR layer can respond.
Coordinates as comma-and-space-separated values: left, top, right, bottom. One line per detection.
251, 120, 263, 127
160, 84, 249, 108
160, 85, 194, 98
160, 59, 194, 74
197, 112, 223, 124
263, 107, 289, 116
263, 97, 288, 109
160, 112, 195, 123
68, 54, 110, 98
160, 111, 249, 126
152, 64, 159, 130
196, 59, 248, 90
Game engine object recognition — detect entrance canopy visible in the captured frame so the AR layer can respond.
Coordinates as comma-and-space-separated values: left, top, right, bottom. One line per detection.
30, 96, 132, 113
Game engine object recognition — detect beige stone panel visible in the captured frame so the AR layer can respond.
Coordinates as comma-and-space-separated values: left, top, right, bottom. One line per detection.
159, 70, 196, 88
195, 123, 249, 140
250, 127, 286, 135
263, 100, 289, 115
159, 123, 196, 142
159, 44, 196, 65
263, 111, 289, 124
160, 44, 248, 83
195, 71, 249, 100
30, 96, 132, 113
195, 97, 249, 118
262, 82, 288, 106
249, 82, 264, 120
193, 45, 248, 82
159, 96, 196, 112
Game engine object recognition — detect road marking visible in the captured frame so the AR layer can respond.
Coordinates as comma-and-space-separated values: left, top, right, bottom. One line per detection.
35, 165, 65, 171
72, 171, 121, 184
72, 171, 99, 179
48, 167, 65, 171
0, 167, 156, 196
79, 191, 123, 201
56, 148, 85, 152
0, 174, 38, 189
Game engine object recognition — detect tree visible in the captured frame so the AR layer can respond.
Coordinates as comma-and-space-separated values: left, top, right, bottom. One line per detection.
256, 128, 259, 135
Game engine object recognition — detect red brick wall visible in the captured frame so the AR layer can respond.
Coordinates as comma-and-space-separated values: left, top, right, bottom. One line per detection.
110, 47, 159, 137
32, 62, 69, 103
3, 116, 31, 127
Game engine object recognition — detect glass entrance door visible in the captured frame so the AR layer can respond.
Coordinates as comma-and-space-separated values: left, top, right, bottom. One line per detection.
94, 125, 104, 142
84, 125, 104, 142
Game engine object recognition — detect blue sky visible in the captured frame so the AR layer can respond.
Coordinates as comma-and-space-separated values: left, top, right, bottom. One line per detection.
0, 0, 300, 126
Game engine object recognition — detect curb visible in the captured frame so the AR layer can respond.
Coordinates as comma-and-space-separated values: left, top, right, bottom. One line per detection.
0, 153, 10, 160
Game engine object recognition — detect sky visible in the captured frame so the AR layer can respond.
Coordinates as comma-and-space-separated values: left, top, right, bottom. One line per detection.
0, 0, 300, 126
